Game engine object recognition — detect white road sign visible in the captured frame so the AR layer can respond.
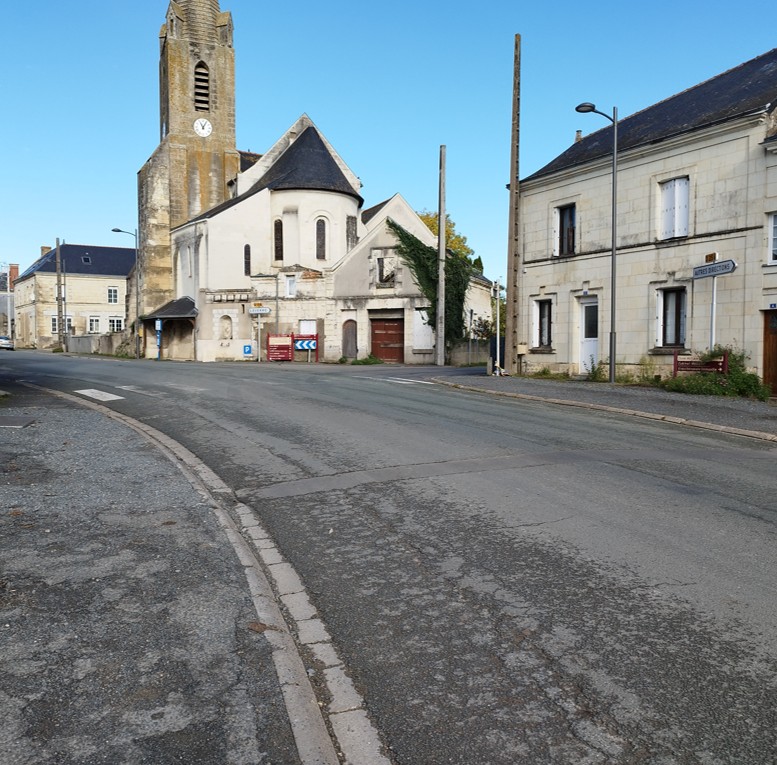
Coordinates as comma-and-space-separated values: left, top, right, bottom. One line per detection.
693, 260, 737, 279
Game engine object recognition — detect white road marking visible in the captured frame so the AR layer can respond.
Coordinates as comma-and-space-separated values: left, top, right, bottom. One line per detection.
160, 383, 208, 393
115, 385, 166, 398
361, 376, 437, 386
74, 389, 124, 402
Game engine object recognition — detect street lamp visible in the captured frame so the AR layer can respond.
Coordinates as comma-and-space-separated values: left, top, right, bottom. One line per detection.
111, 227, 140, 359
575, 102, 618, 383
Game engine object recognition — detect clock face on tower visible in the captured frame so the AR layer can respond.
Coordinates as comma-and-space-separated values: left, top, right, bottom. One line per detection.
193, 118, 213, 137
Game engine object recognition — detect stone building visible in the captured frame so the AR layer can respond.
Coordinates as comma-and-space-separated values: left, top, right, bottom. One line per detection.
0, 264, 18, 339
506, 48, 777, 389
135, 0, 491, 362
14, 245, 135, 349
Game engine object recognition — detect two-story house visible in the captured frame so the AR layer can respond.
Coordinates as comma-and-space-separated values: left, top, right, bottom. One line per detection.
14, 244, 136, 349
507, 48, 777, 389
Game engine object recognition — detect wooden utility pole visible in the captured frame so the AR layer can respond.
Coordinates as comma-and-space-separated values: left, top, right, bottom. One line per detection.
435, 145, 447, 366
504, 35, 522, 374
55, 238, 65, 348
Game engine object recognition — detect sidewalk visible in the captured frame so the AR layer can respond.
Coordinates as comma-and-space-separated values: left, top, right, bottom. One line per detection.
437, 372, 777, 441
0, 382, 302, 765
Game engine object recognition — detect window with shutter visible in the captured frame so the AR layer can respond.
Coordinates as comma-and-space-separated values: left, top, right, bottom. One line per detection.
660, 178, 689, 239
769, 214, 777, 263
556, 204, 576, 256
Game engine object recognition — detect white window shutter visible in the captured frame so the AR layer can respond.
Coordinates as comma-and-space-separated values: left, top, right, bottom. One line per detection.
660, 181, 675, 239
675, 178, 689, 237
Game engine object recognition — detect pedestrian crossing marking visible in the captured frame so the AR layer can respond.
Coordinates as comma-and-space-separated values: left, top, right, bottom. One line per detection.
74, 389, 124, 402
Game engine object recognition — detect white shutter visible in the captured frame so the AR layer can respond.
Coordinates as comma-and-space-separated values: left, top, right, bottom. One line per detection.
660, 181, 676, 239
675, 177, 689, 237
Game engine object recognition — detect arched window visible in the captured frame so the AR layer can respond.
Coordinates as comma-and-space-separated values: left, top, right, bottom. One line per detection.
244, 244, 251, 276
316, 218, 327, 260
194, 62, 210, 112
274, 220, 284, 261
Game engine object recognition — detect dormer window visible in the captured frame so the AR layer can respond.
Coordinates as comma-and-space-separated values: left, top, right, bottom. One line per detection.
194, 62, 210, 112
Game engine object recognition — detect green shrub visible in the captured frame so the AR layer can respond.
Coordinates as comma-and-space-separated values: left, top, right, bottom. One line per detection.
660, 345, 770, 401
584, 356, 607, 382
351, 354, 384, 365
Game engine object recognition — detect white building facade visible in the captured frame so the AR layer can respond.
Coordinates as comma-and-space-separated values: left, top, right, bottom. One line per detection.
509, 48, 777, 391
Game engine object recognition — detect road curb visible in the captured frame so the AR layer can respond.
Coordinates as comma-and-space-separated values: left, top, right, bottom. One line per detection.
434, 379, 777, 443
20, 384, 392, 765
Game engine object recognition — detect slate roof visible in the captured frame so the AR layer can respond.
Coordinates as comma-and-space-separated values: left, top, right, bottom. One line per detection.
18, 244, 136, 281
187, 126, 363, 226
239, 151, 262, 172
362, 198, 391, 225
252, 127, 363, 203
144, 296, 197, 320
526, 47, 777, 182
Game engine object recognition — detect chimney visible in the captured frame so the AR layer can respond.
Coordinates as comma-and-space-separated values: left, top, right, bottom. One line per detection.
41, 246, 52, 258
9, 264, 18, 291
575, 130, 583, 143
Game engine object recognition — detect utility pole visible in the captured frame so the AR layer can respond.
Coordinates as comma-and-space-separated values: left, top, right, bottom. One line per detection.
504, 34, 522, 375
495, 278, 501, 374
436, 145, 447, 367
55, 239, 64, 348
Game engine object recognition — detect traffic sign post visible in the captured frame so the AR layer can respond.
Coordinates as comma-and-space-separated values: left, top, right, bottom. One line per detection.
692, 257, 737, 348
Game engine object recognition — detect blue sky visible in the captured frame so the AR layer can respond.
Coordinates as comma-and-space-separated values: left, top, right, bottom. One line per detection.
3, 1, 775, 281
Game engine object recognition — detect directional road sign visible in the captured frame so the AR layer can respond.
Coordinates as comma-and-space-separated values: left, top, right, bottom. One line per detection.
294, 339, 317, 351
693, 259, 737, 279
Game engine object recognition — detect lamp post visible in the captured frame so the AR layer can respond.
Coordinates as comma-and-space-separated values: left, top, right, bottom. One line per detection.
112, 227, 140, 359
575, 102, 618, 383
0, 261, 9, 337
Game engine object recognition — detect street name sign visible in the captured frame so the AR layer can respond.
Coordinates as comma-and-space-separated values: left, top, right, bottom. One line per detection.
693, 260, 736, 279
248, 307, 271, 315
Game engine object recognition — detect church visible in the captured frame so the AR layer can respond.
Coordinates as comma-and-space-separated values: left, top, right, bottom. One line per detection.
135, 0, 491, 363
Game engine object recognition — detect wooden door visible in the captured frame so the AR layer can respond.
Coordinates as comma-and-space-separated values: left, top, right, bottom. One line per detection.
763, 311, 777, 394
342, 320, 357, 358
370, 318, 405, 363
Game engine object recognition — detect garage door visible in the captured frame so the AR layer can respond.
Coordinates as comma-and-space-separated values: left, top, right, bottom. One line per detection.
370, 319, 404, 363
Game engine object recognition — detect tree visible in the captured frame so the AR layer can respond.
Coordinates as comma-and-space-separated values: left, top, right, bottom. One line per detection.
418, 212, 475, 261
386, 219, 473, 345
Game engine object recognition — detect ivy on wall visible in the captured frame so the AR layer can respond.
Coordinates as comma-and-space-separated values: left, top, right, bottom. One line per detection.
386, 218, 473, 345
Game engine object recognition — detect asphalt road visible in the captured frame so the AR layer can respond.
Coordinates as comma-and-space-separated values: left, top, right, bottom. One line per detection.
3, 353, 776, 764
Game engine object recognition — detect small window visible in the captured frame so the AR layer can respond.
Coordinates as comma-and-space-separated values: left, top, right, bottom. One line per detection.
244, 244, 251, 276
82, 256, 91, 264
659, 288, 686, 347
52, 317, 72, 334
557, 204, 576, 256
374, 249, 396, 287
89, 317, 100, 334
346, 215, 358, 250
194, 61, 210, 112
536, 299, 552, 347
274, 220, 284, 261
285, 275, 297, 298
316, 219, 327, 260
660, 177, 689, 239
109, 318, 124, 332
769, 214, 777, 263
107, 287, 118, 304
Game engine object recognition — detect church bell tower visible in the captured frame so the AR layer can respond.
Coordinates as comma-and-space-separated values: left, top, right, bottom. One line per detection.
137, 0, 240, 315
